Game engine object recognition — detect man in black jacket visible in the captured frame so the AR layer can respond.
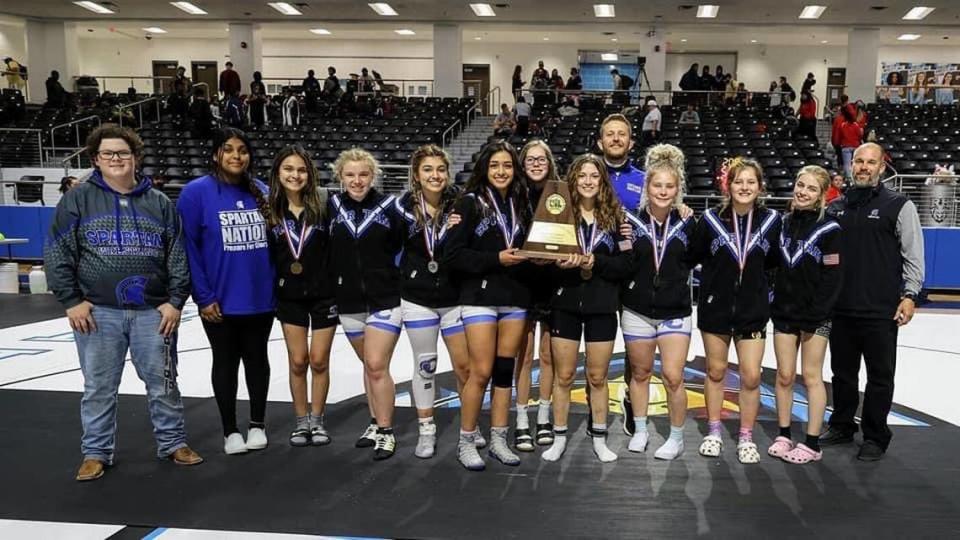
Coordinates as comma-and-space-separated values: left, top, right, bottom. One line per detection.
820, 142, 924, 461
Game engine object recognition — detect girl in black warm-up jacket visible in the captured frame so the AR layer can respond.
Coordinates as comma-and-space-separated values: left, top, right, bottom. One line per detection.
768, 165, 842, 465
619, 144, 697, 461
539, 154, 631, 464
690, 157, 781, 464
443, 141, 532, 471
326, 148, 404, 461
515, 140, 562, 450
265, 145, 338, 448
394, 144, 471, 460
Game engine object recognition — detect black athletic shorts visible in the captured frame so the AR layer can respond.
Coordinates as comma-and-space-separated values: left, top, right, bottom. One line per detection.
527, 303, 552, 324
276, 298, 339, 330
773, 319, 832, 339
549, 310, 618, 342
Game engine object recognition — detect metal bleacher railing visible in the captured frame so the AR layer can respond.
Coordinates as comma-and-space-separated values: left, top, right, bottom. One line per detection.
0, 127, 44, 168
885, 173, 960, 227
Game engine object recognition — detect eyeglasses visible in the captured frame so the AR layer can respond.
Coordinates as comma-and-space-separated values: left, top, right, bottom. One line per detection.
524, 157, 548, 166
97, 150, 133, 161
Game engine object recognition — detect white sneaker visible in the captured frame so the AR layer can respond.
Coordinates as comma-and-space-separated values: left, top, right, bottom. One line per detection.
224, 433, 248, 455
628, 431, 649, 453
654, 438, 685, 460
246, 427, 268, 450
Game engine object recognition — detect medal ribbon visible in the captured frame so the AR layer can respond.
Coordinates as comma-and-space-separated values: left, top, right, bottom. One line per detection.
648, 213, 671, 276
577, 220, 600, 255
419, 193, 450, 261
282, 216, 313, 262
731, 209, 753, 279
485, 187, 518, 249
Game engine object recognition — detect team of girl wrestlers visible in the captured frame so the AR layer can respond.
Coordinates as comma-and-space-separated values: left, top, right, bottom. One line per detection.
179, 113, 841, 471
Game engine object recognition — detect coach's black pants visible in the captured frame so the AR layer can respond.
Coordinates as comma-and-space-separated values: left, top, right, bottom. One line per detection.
202, 313, 274, 436
828, 315, 898, 449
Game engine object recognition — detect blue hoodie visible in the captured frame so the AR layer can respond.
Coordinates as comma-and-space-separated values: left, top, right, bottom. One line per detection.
608, 161, 646, 213
177, 174, 275, 315
44, 171, 190, 310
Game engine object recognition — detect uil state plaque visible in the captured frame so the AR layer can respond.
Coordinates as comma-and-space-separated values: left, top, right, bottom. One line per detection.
517, 180, 581, 260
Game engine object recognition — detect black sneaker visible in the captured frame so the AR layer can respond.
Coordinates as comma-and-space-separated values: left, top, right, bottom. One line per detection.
621, 394, 635, 436
857, 440, 885, 461
819, 427, 855, 446
373, 431, 396, 461
514, 428, 534, 452
355, 423, 377, 448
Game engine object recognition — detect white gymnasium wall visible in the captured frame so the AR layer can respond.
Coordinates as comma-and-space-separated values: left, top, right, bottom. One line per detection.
0, 22, 25, 65
261, 39, 434, 87
736, 45, 848, 99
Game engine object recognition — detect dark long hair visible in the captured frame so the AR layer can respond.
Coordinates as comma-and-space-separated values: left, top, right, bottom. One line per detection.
461, 141, 530, 223
211, 127, 268, 217
265, 144, 325, 228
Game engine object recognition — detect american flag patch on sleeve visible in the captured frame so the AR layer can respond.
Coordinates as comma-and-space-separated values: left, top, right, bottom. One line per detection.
823, 253, 840, 266
618, 239, 633, 251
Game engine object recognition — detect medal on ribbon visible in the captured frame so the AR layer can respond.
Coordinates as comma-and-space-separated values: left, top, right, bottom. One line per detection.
420, 193, 448, 274
282, 216, 313, 276
485, 187, 518, 249
648, 212, 671, 289
577, 219, 599, 280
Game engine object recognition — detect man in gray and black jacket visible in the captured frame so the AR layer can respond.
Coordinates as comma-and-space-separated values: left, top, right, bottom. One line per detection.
821, 142, 925, 461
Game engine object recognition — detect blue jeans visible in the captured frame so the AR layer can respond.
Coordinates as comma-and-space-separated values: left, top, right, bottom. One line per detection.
75, 306, 188, 463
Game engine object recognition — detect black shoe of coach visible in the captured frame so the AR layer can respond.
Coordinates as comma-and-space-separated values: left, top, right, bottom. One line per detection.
857, 440, 885, 461
819, 427, 855, 446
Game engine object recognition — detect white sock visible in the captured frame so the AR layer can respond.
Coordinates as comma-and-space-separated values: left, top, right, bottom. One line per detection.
537, 400, 551, 425
592, 436, 618, 462
516, 404, 530, 431
634, 416, 648, 433
541, 428, 567, 461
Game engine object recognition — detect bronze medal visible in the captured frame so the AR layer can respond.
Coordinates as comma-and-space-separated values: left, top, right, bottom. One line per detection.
290, 262, 303, 275
580, 268, 593, 280
427, 260, 439, 274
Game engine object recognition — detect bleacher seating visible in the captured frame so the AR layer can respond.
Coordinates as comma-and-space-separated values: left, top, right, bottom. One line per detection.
866, 102, 960, 176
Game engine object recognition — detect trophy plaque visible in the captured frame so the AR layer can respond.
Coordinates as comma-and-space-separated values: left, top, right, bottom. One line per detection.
517, 180, 581, 260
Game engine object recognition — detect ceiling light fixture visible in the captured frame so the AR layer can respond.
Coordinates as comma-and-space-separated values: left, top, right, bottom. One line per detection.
395, 29, 416, 35
903, 7, 934, 20
697, 5, 719, 18
170, 1, 207, 15
898, 33, 922, 41
601, 53, 618, 61
369, 3, 398, 16
681, 38, 688, 42
543, 37, 550, 41
73, 1, 115, 14
143, 27, 167, 33
821, 39, 829, 44
750, 39, 757, 43
469, 3, 495, 17
310, 28, 331, 35
799, 6, 827, 19
594, 4, 615, 17
268, 2, 302, 15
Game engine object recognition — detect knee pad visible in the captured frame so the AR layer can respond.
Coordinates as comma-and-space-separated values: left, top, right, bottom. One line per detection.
417, 353, 437, 381
492, 356, 515, 388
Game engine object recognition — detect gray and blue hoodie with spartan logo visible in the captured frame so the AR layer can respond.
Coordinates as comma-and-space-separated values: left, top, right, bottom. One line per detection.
44, 171, 190, 310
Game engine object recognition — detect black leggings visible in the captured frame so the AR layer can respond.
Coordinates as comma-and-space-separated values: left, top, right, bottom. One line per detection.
202, 312, 275, 436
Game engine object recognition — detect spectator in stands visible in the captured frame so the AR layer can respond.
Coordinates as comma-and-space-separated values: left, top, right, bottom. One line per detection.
679, 103, 700, 126
610, 69, 622, 91
282, 87, 299, 128
797, 90, 818, 139
713, 65, 727, 92
323, 66, 341, 101
3, 57, 24, 90
46, 124, 202, 481
248, 71, 269, 127
550, 69, 565, 90
512, 65, 525, 101
219, 61, 241, 98
493, 103, 515, 137
169, 66, 191, 119
59, 175, 79, 194
679, 63, 700, 92
736, 82, 749, 105
884, 72, 903, 104
699, 65, 715, 92
779, 76, 797, 104
837, 105, 864, 179
801, 72, 817, 95
532, 61, 549, 87
189, 86, 215, 138
724, 74, 737, 104
557, 98, 580, 117
302, 69, 321, 112
513, 96, 531, 136
45, 70, 70, 109
359, 68, 375, 93
909, 72, 929, 104
640, 99, 661, 148
826, 172, 845, 203
566, 67, 582, 91
769, 81, 782, 107
222, 92, 246, 128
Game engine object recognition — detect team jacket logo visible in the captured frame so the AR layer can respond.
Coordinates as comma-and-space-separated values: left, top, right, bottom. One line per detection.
115, 275, 149, 306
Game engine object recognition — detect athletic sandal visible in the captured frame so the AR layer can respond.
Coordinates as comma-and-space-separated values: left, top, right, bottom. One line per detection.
289, 428, 311, 447
698, 435, 723, 457
310, 425, 331, 446
514, 428, 535, 452
782, 443, 822, 464
767, 436, 794, 458
535, 423, 554, 446
737, 441, 761, 464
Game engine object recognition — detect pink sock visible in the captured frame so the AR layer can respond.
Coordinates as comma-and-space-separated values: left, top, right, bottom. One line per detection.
708, 420, 722, 437
739, 427, 753, 443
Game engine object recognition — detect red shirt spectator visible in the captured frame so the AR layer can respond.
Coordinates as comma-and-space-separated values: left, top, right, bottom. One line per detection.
798, 97, 816, 120
831, 114, 844, 147
219, 64, 241, 97
838, 120, 863, 149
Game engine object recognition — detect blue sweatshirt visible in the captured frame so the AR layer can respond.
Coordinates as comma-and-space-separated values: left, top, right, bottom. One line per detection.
608, 161, 646, 212
44, 171, 190, 310
176, 175, 275, 315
